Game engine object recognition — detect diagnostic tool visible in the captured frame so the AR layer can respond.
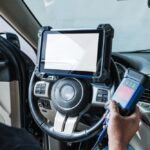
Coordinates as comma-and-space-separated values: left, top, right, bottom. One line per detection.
36, 25, 114, 80
92, 69, 149, 150
112, 68, 148, 115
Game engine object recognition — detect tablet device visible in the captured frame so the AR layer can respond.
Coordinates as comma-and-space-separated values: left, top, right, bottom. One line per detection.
37, 27, 113, 79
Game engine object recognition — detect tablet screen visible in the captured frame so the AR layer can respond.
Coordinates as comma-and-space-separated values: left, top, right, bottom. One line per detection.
44, 33, 99, 73
39, 30, 103, 78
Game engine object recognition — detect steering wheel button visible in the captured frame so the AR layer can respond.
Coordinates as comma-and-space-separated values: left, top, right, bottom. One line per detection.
103, 94, 108, 98
35, 90, 40, 94
102, 97, 107, 102
96, 97, 103, 102
97, 93, 102, 97
34, 81, 50, 98
40, 91, 45, 94
41, 83, 46, 87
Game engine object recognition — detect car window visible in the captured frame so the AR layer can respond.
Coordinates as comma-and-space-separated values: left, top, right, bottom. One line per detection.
0, 17, 36, 64
24, 0, 150, 52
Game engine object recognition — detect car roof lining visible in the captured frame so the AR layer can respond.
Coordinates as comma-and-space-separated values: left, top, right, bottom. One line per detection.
0, 0, 41, 49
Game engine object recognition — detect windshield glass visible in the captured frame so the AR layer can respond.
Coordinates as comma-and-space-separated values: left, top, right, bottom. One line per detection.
24, 0, 150, 52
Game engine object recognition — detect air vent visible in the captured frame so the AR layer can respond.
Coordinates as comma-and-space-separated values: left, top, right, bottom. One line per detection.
140, 88, 150, 103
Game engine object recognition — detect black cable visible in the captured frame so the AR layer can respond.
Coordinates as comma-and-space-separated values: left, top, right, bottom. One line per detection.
78, 142, 82, 150
91, 139, 100, 150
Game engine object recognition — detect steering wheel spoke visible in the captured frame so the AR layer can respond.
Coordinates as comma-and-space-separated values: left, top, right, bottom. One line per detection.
54, 111, 79, 134
64, 116, 79, 134
54, 112, 67, 132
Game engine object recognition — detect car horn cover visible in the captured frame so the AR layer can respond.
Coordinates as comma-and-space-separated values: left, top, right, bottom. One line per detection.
51, 78, 91, 116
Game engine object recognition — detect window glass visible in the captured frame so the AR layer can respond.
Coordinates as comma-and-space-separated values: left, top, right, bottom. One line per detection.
0, 17, 36, 64
24, 0, 150, 52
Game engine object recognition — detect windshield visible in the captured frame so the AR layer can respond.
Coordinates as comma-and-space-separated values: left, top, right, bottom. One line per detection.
24, 0, 150, 52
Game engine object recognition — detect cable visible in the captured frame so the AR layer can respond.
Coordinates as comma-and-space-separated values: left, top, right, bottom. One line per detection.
91, 110, 109, 150
91, 126, 107, 150
91, 139, 100, 150
78, 142, 82, 150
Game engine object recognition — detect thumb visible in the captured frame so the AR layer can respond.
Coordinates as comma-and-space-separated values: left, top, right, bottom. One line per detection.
109, 101, 119, 114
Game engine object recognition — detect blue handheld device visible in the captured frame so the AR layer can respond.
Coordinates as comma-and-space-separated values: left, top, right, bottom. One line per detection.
112, 69, 147, 115
92, 69, 148, 150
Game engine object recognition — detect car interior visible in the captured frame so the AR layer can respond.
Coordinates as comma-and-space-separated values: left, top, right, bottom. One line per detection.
0, 0, 150, 150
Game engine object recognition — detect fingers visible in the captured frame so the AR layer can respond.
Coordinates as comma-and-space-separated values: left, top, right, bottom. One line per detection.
109, 101, 119, 114
128, 106, 141, 121
135, 106, 141, 119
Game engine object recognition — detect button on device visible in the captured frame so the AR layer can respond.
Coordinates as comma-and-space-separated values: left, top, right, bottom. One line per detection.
34, 81, 50, 98
96, 89, 108, 102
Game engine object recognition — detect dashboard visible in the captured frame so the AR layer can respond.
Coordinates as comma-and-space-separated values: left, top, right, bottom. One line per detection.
113, 52, 150, 75
113, 52, 150, 116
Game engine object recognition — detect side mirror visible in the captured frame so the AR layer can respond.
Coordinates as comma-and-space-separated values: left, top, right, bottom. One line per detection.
148, 0, 150, 8
0, 32, 20, 49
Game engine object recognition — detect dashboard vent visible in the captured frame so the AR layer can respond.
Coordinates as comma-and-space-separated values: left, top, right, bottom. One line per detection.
140, 88, 150, 103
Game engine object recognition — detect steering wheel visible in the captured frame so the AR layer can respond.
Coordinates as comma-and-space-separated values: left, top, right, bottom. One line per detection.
28, 59, 120, 142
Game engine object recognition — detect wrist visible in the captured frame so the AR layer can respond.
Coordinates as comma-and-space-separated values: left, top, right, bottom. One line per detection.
108, 141, 128, 150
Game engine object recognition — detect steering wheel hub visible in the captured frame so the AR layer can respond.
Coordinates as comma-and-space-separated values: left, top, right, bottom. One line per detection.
60, 85, 75, 101
51, 78, 92, 116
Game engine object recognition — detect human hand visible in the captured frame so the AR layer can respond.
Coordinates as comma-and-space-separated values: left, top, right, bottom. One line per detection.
108, 101, 141, 150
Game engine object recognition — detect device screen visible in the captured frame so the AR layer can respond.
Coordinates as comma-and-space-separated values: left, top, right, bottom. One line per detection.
39, 29, 106, 78
44, 33, 99, 74
112, 78, 138, 108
